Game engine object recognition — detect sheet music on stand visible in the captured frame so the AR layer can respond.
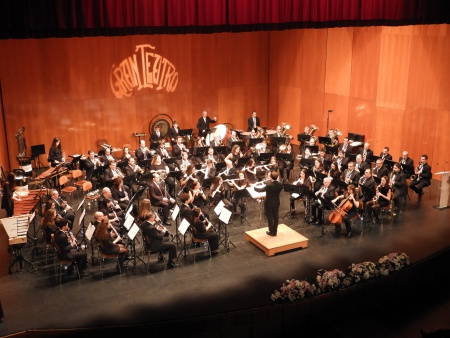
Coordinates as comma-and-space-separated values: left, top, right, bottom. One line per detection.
178, 218, 190, 236
214, 200, 225, 215
125, 204, 133, 220
78, 208, 86, 227
218, 207, 232, 224
171, 204, 180, 221
1, 214, 30, 245
76, 198, 85, 213
85, 222, 95, 241
127, 223, 140, 241
124, 214, 135, 231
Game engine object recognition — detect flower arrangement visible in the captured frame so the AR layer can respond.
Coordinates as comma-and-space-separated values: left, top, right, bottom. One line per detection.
271, 252, 409, 302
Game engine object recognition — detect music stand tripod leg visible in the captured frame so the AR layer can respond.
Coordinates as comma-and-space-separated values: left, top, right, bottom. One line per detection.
9, 245, 37, 274
176, 233, 192, 260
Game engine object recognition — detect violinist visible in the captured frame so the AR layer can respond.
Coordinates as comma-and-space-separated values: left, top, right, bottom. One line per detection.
191, 207, 219, 255
330, 184, 360, 237
289, 169, 312, 217
310, 177, 335, 225
229, 171, 250, 219
364, 176, 392, 223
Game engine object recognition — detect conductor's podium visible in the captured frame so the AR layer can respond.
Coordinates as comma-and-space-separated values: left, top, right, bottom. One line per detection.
245, 224, 308, 256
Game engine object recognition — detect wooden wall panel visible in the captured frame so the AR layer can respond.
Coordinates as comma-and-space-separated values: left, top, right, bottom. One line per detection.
323, 93, 350, 137
438, 26, 450, 111
407, 26, 446, 109
401, 107, 437, 165
347, 97, 377, 145
377, 26, 412, 110
301, 29, 327, 94
350, 27, 381, 100
431, 110, 450, 173
277, 86, 301, 134
325, 27, 353, 96
374, 107, 404, 158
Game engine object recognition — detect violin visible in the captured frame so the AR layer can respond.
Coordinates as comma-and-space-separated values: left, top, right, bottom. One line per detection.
328, 193, 354, 226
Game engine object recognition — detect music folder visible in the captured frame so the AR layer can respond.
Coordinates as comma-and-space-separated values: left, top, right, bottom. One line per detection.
297, 134, 310, 142
215, 162, 226, 172
370, 155, 381, 163
348, 132, 365, 143
270, 137, 285, 145
163, 157, 176, 165
139, 159, 152, 168
276, 153, 293, 162
384, 159, 395, 169
318, 136, 332, 145
300, 158, 314, 168
194, 146, 209, 156
178, 129, 193, 137
237, 157, 250, 167
257, 153, 274, 163
308, 145, 319, 154
314, 172, 327, 182
373, 176, 381, 184
283, 183, 301, 193
213, 146, 227, 154
248, 138, 264, 147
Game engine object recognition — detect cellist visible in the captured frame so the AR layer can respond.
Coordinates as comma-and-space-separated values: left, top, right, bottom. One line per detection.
330, 184, 360, 237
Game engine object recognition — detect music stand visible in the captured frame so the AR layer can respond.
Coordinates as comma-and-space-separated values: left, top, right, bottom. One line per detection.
169, 204, 182, 246
270, 137, 285, 146
276, 153, 294, 163
215, 204, 235, 252
117, 160, 128, 171
177, 218, 192, 259
248, 138, 264, 147
297, 134, 310, 143
282, 183, 301, 220
123, 215, 145, 267
318, 137, 332, 145
30, 144, 46, 172
401, 164, 414, 177
300, 158, 315, 169
348, 154, 357, 163
194, 146, 209, 156
237, 157, 251, 168
325, 146, 338, 156
215, 162, 226, 172
213, 146, 227, 155
309, 146, 319, 154
257, 153, 274, 163
76, 207, 88, 249
370, 155, 381, 164
384, 159, 395, 170
178, 129, 193, 137
138, 159, 152, 169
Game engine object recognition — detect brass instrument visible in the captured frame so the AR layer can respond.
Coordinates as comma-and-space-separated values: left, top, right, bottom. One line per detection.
411, 163, 423, 181
256, 126, 266, 138
281, 122, 291, 136
373, 184, 381, 202
330, 129, 342, 146
389, 172, 396, 190
308, 124, 318, 136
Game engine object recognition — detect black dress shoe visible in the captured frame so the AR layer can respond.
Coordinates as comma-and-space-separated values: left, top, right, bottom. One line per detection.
163, 222, 172, 226
211, 250, 219, 255
266, 231, 276, 237
314, 221, 323, 225
80, 271, 91, 277
418, 191, 424, 199
168, 261, 180, 268
157, 254, 164, 261
347, 232, 352, 237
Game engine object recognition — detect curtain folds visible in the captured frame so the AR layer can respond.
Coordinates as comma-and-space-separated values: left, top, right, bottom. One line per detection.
1, 0, 449, 39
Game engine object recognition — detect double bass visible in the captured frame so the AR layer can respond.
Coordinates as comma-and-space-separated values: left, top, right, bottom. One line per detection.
328, 193, 354, 226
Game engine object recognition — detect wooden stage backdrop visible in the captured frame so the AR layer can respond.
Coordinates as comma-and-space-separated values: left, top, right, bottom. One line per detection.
0, 24, 449, 175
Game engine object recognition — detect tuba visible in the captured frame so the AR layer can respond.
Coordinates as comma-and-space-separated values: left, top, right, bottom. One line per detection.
308, 124, 318, 136
281, 122, 291, 136
330, 129, 342, 146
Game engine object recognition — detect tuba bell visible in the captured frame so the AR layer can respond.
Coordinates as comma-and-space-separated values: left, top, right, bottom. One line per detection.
281, 122, 291, 136
309, 124, 318, 136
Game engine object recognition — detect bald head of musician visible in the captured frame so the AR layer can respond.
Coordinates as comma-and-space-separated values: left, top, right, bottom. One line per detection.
323, 176, 332, 187
102, 187, 112, 198
308, 138, 316, 146
94, 211, 105, 222
363, 142, 370, 151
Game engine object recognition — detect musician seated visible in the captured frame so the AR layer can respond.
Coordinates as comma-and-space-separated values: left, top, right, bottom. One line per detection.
355, 154, 369, 175
365, 175, 392, 223
94, 218, 129, 271
226, 130, 240, 151
339, 137, 353, 159
172, 135, 188, 158
190, 179, 210, 220
380, 146, 392, 161
167, 120, 180, 143
180, 164, 199, 189
310, 177, 335, 225
179, 192, 194, 225
120, 146, 133, 162
200, 159, 217, 187
225, 144, 243, 169
49, 189, 75, 230
148, 172, 175, 226
229, 171, 250, 218
373, 158, 390, 179
210, 133, 222, 148
140, 210, 179, 268
82, 150, 101, 190
98, 187, 125, 234
110, 177, 131, 211
192, 207, 219, 255
242, 158, 258, 185
357, 142, 374, 165
328, 161, 341, 185
150, 154, 176, 198
42, 208, 58, 242
177, 151, 195, 173
149, 124, 164, 144
103, 160, 124, 187
341, 161, 361, 187
330, 184, 360, 237
409, 154, 432, 200
100, 147, 116, 166
334, 150, 348, 172
54, 218, 89, 277
135, 140, 154, 162
390, 163, 407, 215
203, 147, 222, 164
208, 176, 234, 212
290, 169, 312, 214
278, 144, 294, 182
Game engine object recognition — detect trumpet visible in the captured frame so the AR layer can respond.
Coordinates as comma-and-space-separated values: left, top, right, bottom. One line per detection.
373, 184, 381, 202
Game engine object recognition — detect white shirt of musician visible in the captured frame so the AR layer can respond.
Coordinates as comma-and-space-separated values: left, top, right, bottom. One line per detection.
253, 118, 256, 128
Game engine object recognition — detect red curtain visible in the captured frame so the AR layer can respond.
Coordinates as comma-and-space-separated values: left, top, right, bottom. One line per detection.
1, 0, 449, 38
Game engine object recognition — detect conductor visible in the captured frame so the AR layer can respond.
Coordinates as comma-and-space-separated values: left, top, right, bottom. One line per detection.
196, 110, 217, 139
254, 171, 284, 237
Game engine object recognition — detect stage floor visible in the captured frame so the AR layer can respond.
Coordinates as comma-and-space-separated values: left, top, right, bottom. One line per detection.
0, 179, 449, 337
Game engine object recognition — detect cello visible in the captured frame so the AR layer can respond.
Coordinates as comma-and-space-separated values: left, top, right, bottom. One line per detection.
328, 193, 354, 226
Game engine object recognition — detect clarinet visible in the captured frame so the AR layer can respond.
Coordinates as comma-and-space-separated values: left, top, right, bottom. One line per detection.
66, 230, 79, 251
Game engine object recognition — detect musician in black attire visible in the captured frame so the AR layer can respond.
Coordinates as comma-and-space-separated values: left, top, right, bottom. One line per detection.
53, 218, 89, 277
179, 192, 194, 225
135, 140, 153, 162
357, 142, 373, 165
409, 154, 432, 200
140, 210, 179, 268
365, 175, 392, 223
166, 120, 180, 142
149, 124, 164, 143
331, 184, 359, 237
380, 146, 392, 161
1, 173, 17, 217
354, 154, 369, 175
341, 161, 360, 186
49, 189, 75, 230
247, 111, 260, 131
148, 172, 175, 226
94, 218, 129, 271
390, 163, 407, 215
97, 187, 124, 233
83, 150, 101, 190
191, 207, 219, 254
310, 177, 335, 225
339, 137, 353, 159
372, 158, 390, 179
254, 171, 284, 237
48, 137, 65, 168
172, 136, 188, 158
196, 110, 217, 138
399, 150, 414, 168
358, 168, 376, 203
